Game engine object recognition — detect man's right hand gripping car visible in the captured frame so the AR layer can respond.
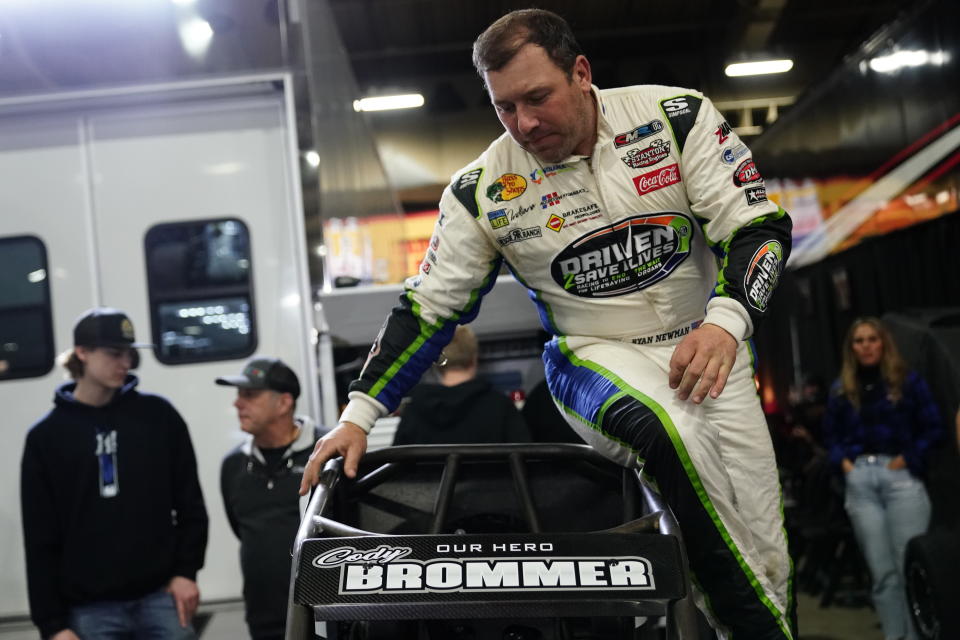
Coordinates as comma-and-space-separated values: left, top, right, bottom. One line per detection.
286, 443, 706, 640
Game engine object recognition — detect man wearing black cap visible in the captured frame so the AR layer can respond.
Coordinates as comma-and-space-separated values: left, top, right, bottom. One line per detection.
20, 308, 208, 640
216, 358, 321, 640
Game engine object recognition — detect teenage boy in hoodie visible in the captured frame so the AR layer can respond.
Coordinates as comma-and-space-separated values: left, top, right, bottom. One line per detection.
20, 308, 208, 640
392, 326, 530, 445
216, 358, 320, 640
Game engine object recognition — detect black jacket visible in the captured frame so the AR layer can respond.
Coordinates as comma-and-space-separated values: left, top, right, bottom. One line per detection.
522, 380, 584, 444
220, 417, 320, 640
20, 375, 208, 639
392, 378, 531, 446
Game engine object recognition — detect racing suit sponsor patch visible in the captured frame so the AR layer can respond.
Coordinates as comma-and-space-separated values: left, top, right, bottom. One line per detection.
715, 121, 732, 144
659, 95, 702, 152
487, 208, 509, 229
745, 185, 768, 206
633, 163, 681, 196
744, 240, 783, 312
621, 139, 671, 169
487, 173, 527, 202
732, 158, 762, 187
551, 213, 693, 298
542, 187, 587, 209
452, 168, 483, 218
529, 163, 572, 183
508, 203, 537, 221
542, 192, 560, 208
497, 226, 542, 247
613, 119, 664, 148
546, 214, 565, 232
661, 97, 692, 117
559, 202, 601, 221
720, 144, 749, 165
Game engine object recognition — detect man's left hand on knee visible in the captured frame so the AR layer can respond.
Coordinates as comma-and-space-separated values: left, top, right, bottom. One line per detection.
668, 324, 737, 404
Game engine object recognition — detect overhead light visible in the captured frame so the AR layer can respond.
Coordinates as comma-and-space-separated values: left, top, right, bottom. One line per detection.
353, 94, 424, 112
304, 150, 320, 168
724, 59, 794, 77
868, 50, 949, 73
179, 17, 213, 58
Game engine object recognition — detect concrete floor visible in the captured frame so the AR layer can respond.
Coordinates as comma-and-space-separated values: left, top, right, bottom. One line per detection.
796, 592, 882, 640
0, 594, 884, 639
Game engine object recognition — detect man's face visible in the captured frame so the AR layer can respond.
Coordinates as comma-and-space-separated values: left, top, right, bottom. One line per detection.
234, 388, 285, 436
484, 44, 595, 164
78, 346, 133, 390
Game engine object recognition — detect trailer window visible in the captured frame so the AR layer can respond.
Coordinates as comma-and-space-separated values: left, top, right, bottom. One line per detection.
0, 236, 54, 381
144, 219, 256, 364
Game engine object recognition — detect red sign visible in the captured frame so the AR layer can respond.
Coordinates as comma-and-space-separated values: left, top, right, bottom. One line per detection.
733, 159, 762, 187
632, 163, 681, 196
546, 214, 566, 232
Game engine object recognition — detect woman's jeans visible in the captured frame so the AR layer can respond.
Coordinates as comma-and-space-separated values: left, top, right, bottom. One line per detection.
845, 454, 931, 640
69, 588, 196, 640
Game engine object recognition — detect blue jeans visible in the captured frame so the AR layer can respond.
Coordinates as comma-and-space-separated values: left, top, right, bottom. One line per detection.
69, 588, 196, 640
844, 454, 931, 640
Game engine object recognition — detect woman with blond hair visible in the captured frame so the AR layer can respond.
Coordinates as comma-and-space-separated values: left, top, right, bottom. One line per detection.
824, 316, 942, 640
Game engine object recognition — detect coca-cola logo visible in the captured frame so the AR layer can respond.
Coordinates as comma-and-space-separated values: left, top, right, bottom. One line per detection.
633, 163, 681, 196
732, 158, 762, 187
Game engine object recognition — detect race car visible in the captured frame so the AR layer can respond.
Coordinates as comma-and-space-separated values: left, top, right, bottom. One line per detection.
286, 443, 704, 639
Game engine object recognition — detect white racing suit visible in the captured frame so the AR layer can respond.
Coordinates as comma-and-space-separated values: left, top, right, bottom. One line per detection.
340, 84, 795, 639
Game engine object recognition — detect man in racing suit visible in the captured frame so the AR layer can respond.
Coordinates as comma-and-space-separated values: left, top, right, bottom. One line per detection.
302, 9, 794, 639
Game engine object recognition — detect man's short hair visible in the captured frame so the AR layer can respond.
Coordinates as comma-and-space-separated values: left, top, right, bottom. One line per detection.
472, 9, 582, 78
438, 326, 479, 371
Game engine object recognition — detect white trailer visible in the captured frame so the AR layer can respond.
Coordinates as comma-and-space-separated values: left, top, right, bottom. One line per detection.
0, 73, 320, 618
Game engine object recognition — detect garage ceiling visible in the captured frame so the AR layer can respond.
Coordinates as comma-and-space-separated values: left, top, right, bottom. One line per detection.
0, 0, 907, 107
329, 0, 909, 106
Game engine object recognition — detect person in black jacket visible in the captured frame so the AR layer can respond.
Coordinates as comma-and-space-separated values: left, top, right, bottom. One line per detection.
392, 326, 530, 445
20, 308, 208, 640
216, 358, 320, 640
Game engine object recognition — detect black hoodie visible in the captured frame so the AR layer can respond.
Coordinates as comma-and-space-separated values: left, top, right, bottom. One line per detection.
392, 378, 531, 446
20, 375, 208, 639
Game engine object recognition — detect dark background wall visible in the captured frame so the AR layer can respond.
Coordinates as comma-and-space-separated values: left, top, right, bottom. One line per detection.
749, 0, 959, 412
752, 0, 959, 178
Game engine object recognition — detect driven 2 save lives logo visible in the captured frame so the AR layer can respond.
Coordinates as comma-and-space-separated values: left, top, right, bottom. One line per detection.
551, 213, 692, 298
744, 240, 783, 312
